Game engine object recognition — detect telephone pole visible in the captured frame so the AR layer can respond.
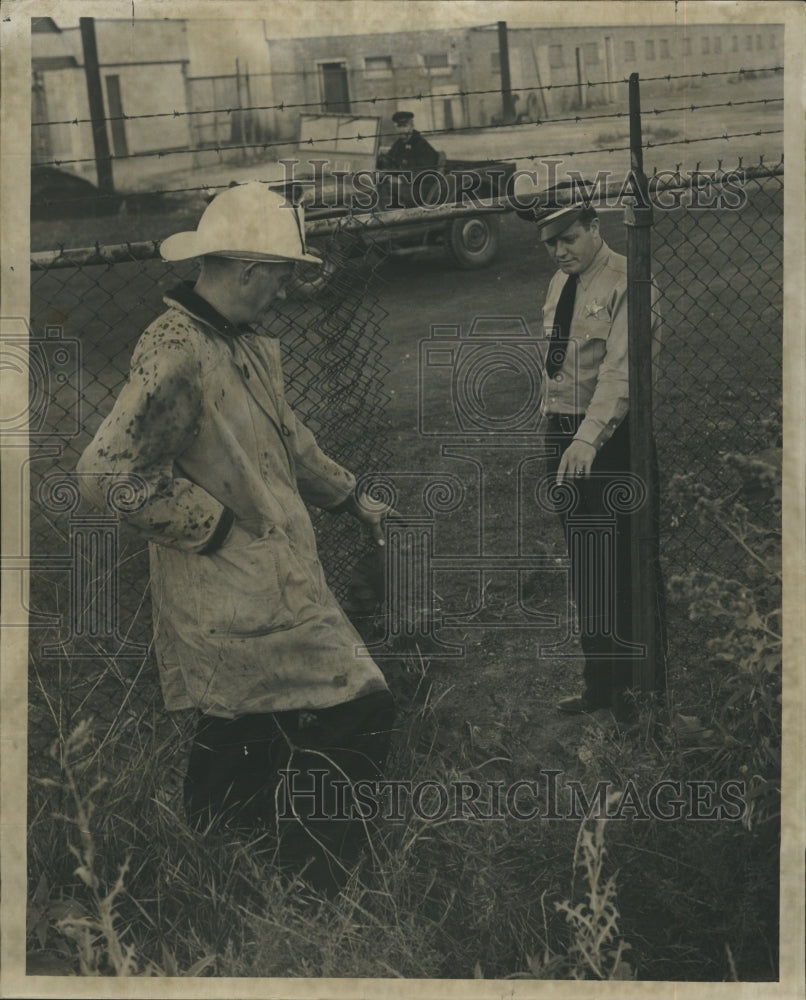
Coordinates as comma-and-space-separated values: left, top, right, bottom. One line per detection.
79, 17, 114, 193
498, 21, 515, 123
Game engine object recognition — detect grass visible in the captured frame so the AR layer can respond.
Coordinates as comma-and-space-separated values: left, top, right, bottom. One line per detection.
25, 180, 783, 980
26, 672, 631, 979
27, 588, 781, 980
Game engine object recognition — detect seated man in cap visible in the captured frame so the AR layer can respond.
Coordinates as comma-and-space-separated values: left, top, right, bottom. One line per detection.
535, 202, 666, 720
77, 182, 395, 893
377, 110, 441, 206
379, 110, 440, 172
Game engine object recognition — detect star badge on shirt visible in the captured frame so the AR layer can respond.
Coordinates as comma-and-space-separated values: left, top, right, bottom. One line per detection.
584, 299, 608, 318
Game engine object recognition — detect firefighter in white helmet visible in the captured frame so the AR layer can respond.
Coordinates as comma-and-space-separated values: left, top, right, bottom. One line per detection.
78, 183, 395, 893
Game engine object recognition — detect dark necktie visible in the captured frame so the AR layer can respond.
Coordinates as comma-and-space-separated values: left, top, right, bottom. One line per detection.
545, 274, 578, 378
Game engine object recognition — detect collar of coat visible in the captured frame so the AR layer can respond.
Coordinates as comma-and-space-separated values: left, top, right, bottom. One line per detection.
164, 282, 255, 339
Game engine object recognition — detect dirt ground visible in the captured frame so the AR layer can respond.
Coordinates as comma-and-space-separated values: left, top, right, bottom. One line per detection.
347, 210, 630, 779
29, 192, 779, 779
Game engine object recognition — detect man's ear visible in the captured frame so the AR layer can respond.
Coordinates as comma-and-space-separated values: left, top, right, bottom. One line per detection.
240, 261, 257, 286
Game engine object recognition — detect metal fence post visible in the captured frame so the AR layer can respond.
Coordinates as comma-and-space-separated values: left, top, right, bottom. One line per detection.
624, 73, 660, 694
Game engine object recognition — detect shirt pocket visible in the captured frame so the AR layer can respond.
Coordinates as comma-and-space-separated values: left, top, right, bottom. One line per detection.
575, 308, 611, 343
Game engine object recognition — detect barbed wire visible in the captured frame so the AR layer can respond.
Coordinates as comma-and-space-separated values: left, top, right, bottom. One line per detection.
505, 128, 784, 167
33, 105, 785, 173
31, 151, 783, 213
31, 64, 782, 129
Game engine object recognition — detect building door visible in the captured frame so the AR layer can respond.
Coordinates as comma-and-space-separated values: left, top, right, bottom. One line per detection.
320, 62, 350, 113
104, 75, 129, 157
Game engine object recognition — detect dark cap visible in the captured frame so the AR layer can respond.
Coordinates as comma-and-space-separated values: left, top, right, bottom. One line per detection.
536, 204, 590, 241
392, 110, 415, 124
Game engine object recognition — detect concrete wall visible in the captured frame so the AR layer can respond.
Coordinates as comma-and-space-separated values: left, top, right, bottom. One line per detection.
266, 28, 468, 143
32, 18, 784, 188
500, 24, 784, 116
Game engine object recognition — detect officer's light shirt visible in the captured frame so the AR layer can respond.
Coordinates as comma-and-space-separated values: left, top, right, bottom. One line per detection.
540, 240, 662, 451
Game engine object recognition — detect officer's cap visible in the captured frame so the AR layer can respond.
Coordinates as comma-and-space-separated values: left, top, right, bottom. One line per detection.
392, 110, 415, 125
536, 203, 594, 241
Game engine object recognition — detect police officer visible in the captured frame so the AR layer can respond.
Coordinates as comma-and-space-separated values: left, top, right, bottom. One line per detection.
378, 110, 440, 172
535, 203, 666, 719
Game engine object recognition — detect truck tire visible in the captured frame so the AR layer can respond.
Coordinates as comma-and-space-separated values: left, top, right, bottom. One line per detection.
447, 214, 500, 269
287, 253, 339, 299
286, 231, 361, 299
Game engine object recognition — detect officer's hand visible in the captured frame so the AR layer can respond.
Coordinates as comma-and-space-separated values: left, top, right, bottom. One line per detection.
557, 440, 597, 484
345, 492, 400, 547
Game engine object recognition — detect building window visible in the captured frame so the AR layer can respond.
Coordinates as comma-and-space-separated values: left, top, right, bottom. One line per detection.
756, 34, 763, 50
364, 55, 393, 79
423, 52, 451, 74
583, 41, 599, 64
490, 50, 500, 73
714, 37, 722, 54
549, 44, 564, 68
700, 37, 709, 54
732, 35, 738, 52
624, 40, 636, 62
645, 39, 655, 60
770, 33, 777, 48
684, 37, 692, 55
660, 38, 670, 59
745, 35, 753, 51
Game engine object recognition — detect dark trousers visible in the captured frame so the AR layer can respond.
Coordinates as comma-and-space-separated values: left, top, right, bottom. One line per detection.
545, 415, 666, 712
184, 689, 395, 891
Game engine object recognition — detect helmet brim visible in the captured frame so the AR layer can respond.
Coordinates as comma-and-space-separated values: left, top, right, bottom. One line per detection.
159, 231, 322, 265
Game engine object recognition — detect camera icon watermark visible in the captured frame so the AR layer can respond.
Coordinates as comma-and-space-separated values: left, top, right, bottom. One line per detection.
419, 316, 545, 437
418, 315, 581, 438
0, 317, 81, 437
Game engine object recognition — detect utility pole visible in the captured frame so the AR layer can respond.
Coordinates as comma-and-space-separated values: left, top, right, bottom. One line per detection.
79, 17, 114, 193
497, 21, 515, 123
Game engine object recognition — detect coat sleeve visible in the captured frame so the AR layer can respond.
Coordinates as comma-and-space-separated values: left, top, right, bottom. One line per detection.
284, 407, 357, 510
76, 321, 232, 552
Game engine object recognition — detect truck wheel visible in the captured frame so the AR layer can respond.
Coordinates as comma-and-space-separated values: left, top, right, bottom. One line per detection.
286, 232, 361, 299
447, 214, 500, 269
287, 253, 339, 299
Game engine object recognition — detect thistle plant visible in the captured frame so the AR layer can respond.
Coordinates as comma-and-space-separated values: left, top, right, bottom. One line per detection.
554, 794, 634, 981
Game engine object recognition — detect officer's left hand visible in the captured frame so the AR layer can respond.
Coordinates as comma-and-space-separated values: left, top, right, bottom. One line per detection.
557, 440, 597, 484
346, 492, 400, 547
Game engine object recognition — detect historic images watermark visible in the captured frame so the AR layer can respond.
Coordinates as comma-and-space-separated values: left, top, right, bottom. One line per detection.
278, 770, 748, 824
1, 317, 149, 657
278, 157, 749, 213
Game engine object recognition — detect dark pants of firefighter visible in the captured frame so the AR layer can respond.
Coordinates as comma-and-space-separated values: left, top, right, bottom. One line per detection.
184, 690, 395, 893
545, 414, 667, 715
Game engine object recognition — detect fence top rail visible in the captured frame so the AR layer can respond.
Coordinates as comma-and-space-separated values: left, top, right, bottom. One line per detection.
30, 241, 162, 270
29, 162, 784, 271
29, 199, 511, 269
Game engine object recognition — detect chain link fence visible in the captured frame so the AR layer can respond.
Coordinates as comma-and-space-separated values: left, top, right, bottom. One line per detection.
26, 222, 398, 772
25, 167, 783, 771
650, 165, 783, 679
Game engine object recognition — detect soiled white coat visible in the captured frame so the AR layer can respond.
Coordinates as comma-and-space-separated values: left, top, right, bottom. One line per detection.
77, 291, 388, 717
